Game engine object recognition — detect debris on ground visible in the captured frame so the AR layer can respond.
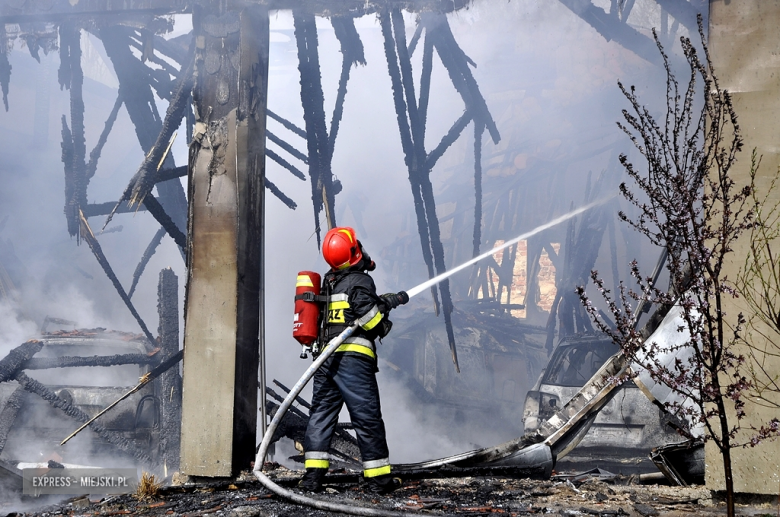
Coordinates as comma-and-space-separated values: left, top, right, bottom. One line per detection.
4, 465, 774, 517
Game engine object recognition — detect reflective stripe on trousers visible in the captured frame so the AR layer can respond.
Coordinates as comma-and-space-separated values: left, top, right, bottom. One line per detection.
304, 451, 329, 470
363, 457, 391, 478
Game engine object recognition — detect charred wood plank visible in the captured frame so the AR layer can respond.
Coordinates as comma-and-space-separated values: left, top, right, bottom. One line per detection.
86, 91, 123, 182
105, 44, 195, 229
557, 0, 665, 66
22, 353, 157, 370
407, 22, 423, 57
128, 227, 166, 299
391, 9, 459, 371
0, 340, 43, 383
82, 200, 147, 217
157, 165, 187, 183
379, 8, 440, 317
423, 12, 499, 144
158, 268, 181, 473
426, 110, 471, 170
473, 120, 485, 258
265, 149, 306, 181
266, 149, 306, 181
14, 371, 156, 466
0, 386, 24, 455
329, 15, 364, 154
0, 25, 10, 111
653, 0, 701, 33
267, 109, 306, 139
293, 10, 336, 235
265, 177, 297, 210
418, 32, 433, 132
79, 212, 156, 346
266, 130, 308, 165
99, 27, 189, 256
60, 22, 88, 238
142, 195, 187, 250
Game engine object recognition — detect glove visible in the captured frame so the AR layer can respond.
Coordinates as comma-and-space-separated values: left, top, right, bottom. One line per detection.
381, 291, 409, 310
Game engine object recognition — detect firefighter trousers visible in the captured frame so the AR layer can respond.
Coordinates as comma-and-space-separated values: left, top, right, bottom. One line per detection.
303, 352, 390, 477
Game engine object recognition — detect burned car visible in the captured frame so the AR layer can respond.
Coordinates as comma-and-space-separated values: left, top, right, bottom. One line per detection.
523, 334, 681, 471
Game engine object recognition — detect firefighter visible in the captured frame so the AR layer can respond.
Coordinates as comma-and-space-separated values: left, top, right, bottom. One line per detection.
300, 226, 409, 494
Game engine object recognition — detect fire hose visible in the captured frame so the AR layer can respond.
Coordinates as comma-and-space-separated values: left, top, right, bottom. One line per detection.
252, 199, 606, 516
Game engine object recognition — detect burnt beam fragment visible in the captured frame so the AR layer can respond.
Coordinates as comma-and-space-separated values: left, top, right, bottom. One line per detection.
22, 353, 157, 370
104, 43, 195, 232
0, 25, 10, 111
82, 200, 147, 217
422, 12, 499, 144
329, 15, 365, 153
141, 195, 187, 250
426, 110, 472, 170
379, 7, 440, 318
266, 130, 308, 165
86, 92, 123, 182
0, 340, 43, 383
267, 109, 306, 139
158, 268, 181, 474
14, 371, 156, 466
99, 26, 189, 256
266, 148, 306, 181
128, 227, 166, 299
293, 9, 336, 237
265, 177, 298, 210
78, 211, 156, 346
0, 387, 24, 456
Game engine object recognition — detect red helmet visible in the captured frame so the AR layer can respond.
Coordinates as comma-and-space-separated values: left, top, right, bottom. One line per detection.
322, 227, 363, 270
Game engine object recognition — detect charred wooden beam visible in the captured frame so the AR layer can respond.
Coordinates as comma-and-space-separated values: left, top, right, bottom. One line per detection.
473, 121, 484, 258
267, 109, 306, 139
60, 22, 88, 239
141, 195, 187, 250
0, 340, 43, 383
82, 200, 147, 217
78, 211, 156, 346
128, 227, 166, 299
266, 130, 308, 164
105, 41, 195, 233
99, 26, 188, 255
426, 110, 471, 170
0, 0, 188, 22
265, 177, 297, 210
329, 15, 365, 154
86, 91, 123, 182
557, 0, 664, 66
14, 371, 156, 466
423, 12, 500, 144
158, 268, 181, 474
0, 25, 10, 111
22, 353, 157, 370
379, 8, 440, 318
653, 0, 701, 33
157, 165, 188, 183
293, 10, 336, 237
266, 149, 306, 181
0, 387, 24, 456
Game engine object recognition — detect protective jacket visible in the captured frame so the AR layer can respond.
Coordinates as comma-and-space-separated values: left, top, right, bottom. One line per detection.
322, 266, 390, 361
303, 263, 392, 479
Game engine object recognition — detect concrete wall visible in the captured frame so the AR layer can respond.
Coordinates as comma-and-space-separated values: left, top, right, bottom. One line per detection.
708, 0, 780, 495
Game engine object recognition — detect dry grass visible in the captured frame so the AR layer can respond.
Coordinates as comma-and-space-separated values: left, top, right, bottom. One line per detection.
135, 471, 162, 500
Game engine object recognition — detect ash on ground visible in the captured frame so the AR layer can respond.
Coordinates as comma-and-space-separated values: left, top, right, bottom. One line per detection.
4, 464, 776, 517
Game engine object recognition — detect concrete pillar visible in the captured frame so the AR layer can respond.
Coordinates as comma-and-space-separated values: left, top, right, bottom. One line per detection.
708, 0, 780, 495
180, 2, 268, 478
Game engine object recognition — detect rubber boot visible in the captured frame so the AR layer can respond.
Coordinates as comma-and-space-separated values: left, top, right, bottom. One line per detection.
299, 468, 327, 493
365, 474, 402, 495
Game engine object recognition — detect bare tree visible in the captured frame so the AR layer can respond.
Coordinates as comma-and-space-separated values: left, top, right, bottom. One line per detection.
576, 18, 778, 517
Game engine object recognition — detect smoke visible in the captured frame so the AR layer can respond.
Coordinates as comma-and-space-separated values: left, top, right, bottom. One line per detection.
0, 0, 699, 493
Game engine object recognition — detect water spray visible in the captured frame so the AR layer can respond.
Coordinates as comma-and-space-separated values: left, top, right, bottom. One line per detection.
252, 199, 608, 516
